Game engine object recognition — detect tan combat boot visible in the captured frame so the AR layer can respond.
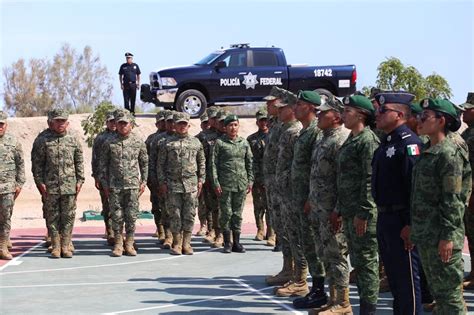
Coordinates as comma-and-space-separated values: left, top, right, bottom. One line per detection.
318, 287, 353, 315
203, 229, 215, 243
7, 235, 12, 249
69, 239, 75, 253
254, 228, 265, 241
265, 228, 276, 247
211, 230, 223, 248
0, 235, 13, 260
170, 232, 182, 255
106, 221, 115, 246
124, 235, 137, 256
158, 224, 165, 242
196, 223, 207, 236
308, 285, 338, 314
162, 228, 173, 249
51, 235, 61, 258
182, 231, 194, 255
266, 256, 294, 286
112, 233, 124, 257
275, 265, 309, 297
61, 233, 73, 258
44, 232, 51, 248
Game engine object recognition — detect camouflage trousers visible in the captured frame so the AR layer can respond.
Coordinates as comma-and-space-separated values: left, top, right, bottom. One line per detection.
219, 190, 246, 232
418, 245, 465, 314
204, 182, 220, 231
343, 215, 379, 304
168, 191, 198, 234
148, 184, 162, 228
197, 191, 211, 226
45, 194, 77, 237
252, 183, 270, 232
160, 193, 170, 229
41, 194, 51, 236
311, 208, 349, 289
99, 189, 112, 227
109, 189, 139, 236
0, 193, 14, 237
464, 207, 474, 257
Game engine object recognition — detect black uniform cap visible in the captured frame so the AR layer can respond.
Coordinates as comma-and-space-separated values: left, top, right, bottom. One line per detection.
125, 52, 134, 57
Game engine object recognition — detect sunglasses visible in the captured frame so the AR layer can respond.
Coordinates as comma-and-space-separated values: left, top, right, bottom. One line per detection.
377, 106, 403, 115
416, 112, 441, 123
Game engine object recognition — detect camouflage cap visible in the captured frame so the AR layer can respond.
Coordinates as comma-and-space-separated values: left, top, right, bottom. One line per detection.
206, 107, 219, 118
216, 110, 228, 121
317, 96, 344, 113
200, 113, 209, 122
224, 114, 239, 126
255, 108, 268, 120
106, 111, 116, 122
165, 110, 174, 121
369, 87, 383, 100
263, 86, 285, 101
0, 111, 7, 123
174, 112, 190, 123
462, 92, 474, 110
297, 90, 322, 106
420, 98, 457, 119
114, 109, 133, 123
155, 111, 165, 122
48, 108, 69, 120
275, 91, 297, 108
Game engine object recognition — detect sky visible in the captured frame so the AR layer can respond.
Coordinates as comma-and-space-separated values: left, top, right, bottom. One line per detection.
1, 0, 473, 111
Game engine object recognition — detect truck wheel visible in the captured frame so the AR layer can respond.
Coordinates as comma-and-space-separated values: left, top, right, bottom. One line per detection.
140, 84, 153, 103
175, 89, 207, 117
314, 88, 334, 103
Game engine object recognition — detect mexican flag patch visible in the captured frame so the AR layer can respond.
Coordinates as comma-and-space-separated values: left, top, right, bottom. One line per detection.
407, 144, 420, 156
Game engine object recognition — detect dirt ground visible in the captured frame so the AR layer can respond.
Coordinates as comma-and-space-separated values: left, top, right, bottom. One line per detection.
6, 112, 261, 230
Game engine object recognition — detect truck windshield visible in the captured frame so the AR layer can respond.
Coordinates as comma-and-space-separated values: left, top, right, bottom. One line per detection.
195, 51, 224, 65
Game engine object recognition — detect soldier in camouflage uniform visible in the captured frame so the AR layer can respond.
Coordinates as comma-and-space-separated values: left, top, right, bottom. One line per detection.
158, 112, 205, 255
337, 95, 380, 314
99, 110, 148, 257
273, 92, 306, 297
0, 111, 25, 260
32, 109, 84, 259
246, 109, 272, 241
211, 114, 253, 254
195, 113, 211, 236
92, 111, 116, 246
462, 93, 474, 290
145, 111, 166, 241
411, 98, 472, 314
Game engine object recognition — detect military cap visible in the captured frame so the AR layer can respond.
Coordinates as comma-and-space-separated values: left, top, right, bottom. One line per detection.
462, 92, 474, 110
453, 103, 465, 115
165, 110, 174, 121
154, 111, 165, 122
297, 90, 321, 106
114, 109, 133, 123
125, 52, 134, 57
420, 98, 457, 119
216, 110, 228, 121
105, 111, 115, 122
369, 87, 383, 100
207, 107, 219, 118
174, 112, 190, 123
0, 111, 7, 123
200, 113, 209, 122
224, 114, 239, 126
263, 86, 285, 101
275, 91, 297, 108
317, 96, 344, 113
255, 109, 268, 120
375, 91, 415, 106
409, 103, 423, 115
48, 108, 69, 120
343, 95, 375, 115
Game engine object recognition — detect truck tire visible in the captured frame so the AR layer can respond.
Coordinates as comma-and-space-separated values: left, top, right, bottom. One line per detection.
175, 89, 207, 118
140, 84, 153, 103
314, 88, 334, 103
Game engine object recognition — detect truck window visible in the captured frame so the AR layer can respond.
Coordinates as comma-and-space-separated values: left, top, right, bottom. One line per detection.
222, 52, 247, 68
253, 51, 279, 67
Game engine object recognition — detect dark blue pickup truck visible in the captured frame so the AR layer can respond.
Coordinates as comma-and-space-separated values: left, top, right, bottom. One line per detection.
141, 44, 357, 117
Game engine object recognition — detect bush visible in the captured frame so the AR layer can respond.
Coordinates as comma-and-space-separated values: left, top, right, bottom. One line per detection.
81, 101, 118, 147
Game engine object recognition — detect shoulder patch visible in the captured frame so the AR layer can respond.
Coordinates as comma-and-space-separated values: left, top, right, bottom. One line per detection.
407, 144, 420, 156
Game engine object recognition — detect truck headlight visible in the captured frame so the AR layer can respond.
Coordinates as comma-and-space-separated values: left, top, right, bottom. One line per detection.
160, 77, 177, 87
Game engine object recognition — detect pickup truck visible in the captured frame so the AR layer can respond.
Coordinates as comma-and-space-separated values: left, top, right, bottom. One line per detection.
141, 44, 357, 117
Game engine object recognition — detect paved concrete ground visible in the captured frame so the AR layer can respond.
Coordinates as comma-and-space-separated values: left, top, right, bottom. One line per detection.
1, 226, 474, 314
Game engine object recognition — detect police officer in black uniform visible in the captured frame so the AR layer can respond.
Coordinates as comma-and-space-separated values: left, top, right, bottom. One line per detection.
119, 52, 141, 115
371, 92, 423, 314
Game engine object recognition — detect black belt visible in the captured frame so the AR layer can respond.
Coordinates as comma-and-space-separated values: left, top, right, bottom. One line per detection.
377, 204, 407, 213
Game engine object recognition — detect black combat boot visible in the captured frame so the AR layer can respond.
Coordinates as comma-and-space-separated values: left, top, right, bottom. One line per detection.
222, 230, 232, 254
231, 230, 245, 253
272, 236, 282, 252
293, 276, 327, 309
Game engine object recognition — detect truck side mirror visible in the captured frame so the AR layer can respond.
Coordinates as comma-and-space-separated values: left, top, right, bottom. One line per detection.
215, 61, 227, 70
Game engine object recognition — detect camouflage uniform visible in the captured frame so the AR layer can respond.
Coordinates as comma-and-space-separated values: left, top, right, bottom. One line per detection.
336, 127, 380, 305
462, 122, 474, 279
310, 126, 351, 289
99, 110, 148, 256
195, 114, 212, 234
411, 137, 471, 314
32, 109, 84, 258
0, 111, 25, 260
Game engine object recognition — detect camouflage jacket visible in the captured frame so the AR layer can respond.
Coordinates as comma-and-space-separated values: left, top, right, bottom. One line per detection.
196, 129, 212, 144
263, 119, 283, 177
411, 138, 472, 249
157, 134, 205, 193
91, 129, 115, 179
336, 127, 379, 219
462, 125, 474, 181
247, 129, 268, 185
291, 118, 321, 205
32, 130, 84, 195
309, 126, 350, 212
202, 128, 220, 180
99, 133, 148, 190
211, 135, 254, 192
275, 120, 302, 195
449, 131, 468, 155
146, 130, 167, 187
0, 133, 25, 194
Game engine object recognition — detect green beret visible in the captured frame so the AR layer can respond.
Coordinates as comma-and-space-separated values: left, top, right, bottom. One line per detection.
343, 95, 375, 115
420, 98, 457, 119
224, 114, 239, 126
317, 96, 344, 114
256, 109, 268, 120
462, 92, 474, 110
216, 110, 228, 121
263, 86, 285, 101
174, 112, 190, 123
409, 103, 423, 115
297, 90, 321, 106
206, 107, 219, 118
200, 113, 209, 122
48, 108, 69, 120
0, 111, 7, 123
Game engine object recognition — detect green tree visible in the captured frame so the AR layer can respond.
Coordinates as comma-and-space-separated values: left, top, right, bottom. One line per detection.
81, 101, 117, 147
